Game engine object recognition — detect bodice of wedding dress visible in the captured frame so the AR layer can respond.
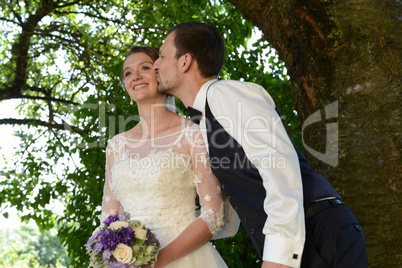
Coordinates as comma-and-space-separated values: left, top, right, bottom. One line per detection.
100, 124, 225, 248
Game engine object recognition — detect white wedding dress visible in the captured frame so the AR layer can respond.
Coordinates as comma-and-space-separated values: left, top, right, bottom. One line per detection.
101, 124, 228, 268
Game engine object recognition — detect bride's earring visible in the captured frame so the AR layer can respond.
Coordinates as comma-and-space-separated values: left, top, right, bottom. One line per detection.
130, 99, 133, 105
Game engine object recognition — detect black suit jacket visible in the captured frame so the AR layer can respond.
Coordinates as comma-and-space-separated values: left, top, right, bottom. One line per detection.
204, 100, 340, 257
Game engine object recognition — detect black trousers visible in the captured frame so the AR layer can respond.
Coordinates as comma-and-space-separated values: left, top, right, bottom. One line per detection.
301, 204, 368, 268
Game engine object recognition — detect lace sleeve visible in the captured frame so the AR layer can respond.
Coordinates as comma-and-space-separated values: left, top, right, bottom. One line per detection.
100, 137, 123, 223
186, 126, 225, 236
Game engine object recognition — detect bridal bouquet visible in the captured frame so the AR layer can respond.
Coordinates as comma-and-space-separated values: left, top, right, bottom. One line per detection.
86, 212, 160, 268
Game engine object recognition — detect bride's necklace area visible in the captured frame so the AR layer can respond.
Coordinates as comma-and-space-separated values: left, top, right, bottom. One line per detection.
139, 112, 174, 140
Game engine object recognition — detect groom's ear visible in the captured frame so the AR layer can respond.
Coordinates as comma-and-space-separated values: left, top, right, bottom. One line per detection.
179, 53, 193, 73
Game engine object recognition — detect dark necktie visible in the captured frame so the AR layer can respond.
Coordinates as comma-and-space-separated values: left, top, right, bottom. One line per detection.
186, 106, 202, 124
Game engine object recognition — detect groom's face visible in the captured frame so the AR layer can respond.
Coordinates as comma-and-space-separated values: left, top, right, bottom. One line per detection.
154, 32, 180, 96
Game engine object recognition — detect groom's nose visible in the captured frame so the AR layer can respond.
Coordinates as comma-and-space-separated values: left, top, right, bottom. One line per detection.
153, 58, 160, 71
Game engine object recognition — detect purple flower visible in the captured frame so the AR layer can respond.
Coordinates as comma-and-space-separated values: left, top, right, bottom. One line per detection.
104, 214, 119, 225
119, 226, 135, 245
99, 226, 135, 251
105, 212, 131, 226
94, 242, 103, 253
99, 229, 120, 251
85, 243, 92, 251
109, 262, 126, 268
103, 260, 114, 267
145, 228, 160, 248
118, 212, 131, 222
103, 250, 112, 260
86, 233, 99, 246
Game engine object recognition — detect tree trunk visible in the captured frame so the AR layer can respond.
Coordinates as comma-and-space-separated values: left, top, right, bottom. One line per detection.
228, 0, 402, 266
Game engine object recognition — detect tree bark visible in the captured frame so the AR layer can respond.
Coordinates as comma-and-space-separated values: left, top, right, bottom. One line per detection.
228, 0, 402, 266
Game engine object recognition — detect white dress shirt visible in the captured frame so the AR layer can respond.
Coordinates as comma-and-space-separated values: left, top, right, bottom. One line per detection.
192, 79, 305, 267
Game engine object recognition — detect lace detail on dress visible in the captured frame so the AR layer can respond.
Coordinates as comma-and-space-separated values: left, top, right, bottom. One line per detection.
100, 124, 225, 246
201, 202, 225, 235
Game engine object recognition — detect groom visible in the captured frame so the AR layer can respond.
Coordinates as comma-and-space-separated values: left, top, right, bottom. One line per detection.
154, 21, 367, 268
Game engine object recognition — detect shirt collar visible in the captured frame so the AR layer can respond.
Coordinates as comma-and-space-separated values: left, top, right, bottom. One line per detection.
192, 79, 217, 112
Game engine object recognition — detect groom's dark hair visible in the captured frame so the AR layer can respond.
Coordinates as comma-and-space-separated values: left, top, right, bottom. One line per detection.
168, 21, 225, 78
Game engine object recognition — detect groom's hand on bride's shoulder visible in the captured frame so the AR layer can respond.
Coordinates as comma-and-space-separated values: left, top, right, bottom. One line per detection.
262, 261, 291, 268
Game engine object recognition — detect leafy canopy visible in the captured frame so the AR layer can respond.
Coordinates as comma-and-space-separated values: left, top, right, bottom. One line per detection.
0, 0, 294, 266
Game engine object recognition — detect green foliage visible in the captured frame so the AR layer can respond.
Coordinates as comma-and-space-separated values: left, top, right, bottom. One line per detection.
212, 226, 261, 268
0, 0, 297, 266
0, 224, 70, 267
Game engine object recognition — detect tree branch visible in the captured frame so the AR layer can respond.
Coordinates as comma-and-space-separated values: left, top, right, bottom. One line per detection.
11, 0, 57, 96
0, 118, 86, 136
0, 89, 80, 105
0, 17, 22, 26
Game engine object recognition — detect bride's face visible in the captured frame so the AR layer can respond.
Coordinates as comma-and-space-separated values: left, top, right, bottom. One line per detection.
122, 52, 162, 103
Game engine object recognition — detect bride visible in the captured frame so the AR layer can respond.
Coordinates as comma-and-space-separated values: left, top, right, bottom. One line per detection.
100, 46, 228, 268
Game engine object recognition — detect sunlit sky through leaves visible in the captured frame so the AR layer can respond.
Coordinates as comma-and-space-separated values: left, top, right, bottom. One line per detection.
0, 27, 286, 229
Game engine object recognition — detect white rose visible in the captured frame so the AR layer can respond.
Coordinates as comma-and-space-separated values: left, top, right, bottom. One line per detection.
112, 243, 133, 264
109, 221, 128, 230
135, 227, 148, 240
